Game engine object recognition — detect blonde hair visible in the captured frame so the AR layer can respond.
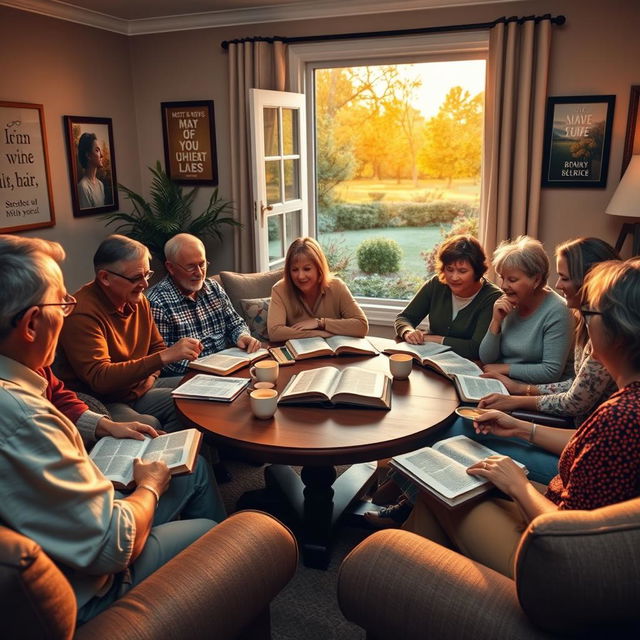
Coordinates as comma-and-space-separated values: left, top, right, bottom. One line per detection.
284, 237, 332, 313
493, 235, 549, 289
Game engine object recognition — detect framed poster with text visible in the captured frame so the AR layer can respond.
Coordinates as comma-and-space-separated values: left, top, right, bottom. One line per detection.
161, 100, 218, 185
542, 95, 615, 188
0, 101, 55, 233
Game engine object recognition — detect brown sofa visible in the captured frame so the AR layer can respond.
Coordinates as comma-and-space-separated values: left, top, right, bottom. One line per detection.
0, 510, 297, 640
338, 497, 640, 638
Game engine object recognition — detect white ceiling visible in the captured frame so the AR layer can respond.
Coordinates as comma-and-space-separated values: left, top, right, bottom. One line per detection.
1, 0, 520, 35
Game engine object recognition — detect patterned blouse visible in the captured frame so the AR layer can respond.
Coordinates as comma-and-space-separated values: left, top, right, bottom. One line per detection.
536, 340, 617, 425
546, 381, 640, 510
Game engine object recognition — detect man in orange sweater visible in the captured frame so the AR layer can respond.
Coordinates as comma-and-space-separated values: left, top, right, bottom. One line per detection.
57, 234, 202, 431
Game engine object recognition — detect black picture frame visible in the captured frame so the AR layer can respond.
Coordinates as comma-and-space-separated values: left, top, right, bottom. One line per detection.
622, 85, 640, 177
541, 95, 615, 188
64, 115, 118, 217
161, 100, 218, 185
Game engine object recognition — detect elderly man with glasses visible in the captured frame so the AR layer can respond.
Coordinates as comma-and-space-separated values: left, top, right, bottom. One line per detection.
57, 234, 202, 432
147, 233, 261, 377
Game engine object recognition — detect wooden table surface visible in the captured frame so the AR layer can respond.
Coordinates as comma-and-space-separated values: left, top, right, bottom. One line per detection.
175, 337, 460, 466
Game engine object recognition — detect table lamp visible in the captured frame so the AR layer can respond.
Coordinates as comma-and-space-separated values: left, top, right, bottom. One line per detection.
605, 154, 640, 256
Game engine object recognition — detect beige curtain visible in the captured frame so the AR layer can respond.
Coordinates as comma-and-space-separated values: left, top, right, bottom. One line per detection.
480, 17, 552, 259
228, 40, 287, 272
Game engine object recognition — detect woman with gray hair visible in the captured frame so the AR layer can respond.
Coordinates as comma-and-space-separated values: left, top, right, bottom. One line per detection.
479, 235, 573, 384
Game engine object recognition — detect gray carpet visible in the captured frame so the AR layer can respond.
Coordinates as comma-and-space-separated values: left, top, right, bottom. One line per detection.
219, 459, 368, 640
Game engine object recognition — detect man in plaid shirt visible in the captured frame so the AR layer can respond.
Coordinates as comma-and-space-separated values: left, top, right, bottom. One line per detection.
148, 234, 261, 377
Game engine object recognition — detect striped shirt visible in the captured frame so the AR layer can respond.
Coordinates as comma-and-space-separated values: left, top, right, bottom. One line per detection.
147, 276, 250, 376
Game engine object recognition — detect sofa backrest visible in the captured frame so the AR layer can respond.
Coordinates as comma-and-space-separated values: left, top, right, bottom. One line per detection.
515, 496, 640, 635
0, 525, 76, 639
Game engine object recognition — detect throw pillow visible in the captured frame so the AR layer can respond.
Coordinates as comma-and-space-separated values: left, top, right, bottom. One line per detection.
239, 297, 271, 342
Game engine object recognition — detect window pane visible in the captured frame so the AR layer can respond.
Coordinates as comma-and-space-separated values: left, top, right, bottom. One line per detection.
284, 158, 300, 201
285, 210, 301, 248
282, 108, 299, 155
265, 160, 281, 205
263, 108, 279, 156
268, 215, 285, 263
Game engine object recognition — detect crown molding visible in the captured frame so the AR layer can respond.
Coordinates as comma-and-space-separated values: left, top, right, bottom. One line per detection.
1, 0, 518, 35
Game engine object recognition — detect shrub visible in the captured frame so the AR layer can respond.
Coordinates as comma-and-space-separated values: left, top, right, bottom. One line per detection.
332, 202, 388, 231
356, 237, 402, 274
350, 272, 423, 300
320, 238, 351, 277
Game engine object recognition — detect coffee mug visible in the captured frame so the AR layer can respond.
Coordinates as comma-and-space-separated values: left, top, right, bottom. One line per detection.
389, 353, 413, 380
249, 388, 278, 419
250, 359, 279, 384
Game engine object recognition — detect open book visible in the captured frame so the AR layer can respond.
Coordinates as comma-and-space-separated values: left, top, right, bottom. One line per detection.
188, 346, 269, 375
383, 341, 451, 364
452, 374, 509, 403
285, 336, 378, 360
390, 435, 526, 507
90, 428, 202, 489
171, 374, 250, 402
278, 366, 391, 409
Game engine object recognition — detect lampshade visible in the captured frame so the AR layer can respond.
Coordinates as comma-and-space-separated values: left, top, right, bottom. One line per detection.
605, 155, 640, 217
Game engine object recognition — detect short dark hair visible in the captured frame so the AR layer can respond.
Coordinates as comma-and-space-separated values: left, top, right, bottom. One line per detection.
436, 235, 488, 283
77, 132, 97, 170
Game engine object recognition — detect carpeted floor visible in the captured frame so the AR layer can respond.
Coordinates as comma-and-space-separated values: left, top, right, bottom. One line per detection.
218, 459, 369, 640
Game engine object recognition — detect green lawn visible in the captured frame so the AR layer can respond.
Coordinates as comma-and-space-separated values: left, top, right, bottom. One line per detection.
319, 224, 447, 275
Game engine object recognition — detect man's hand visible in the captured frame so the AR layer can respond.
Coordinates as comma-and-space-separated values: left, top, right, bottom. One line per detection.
237, 334, 262, 353
96, 417, 160, 440
160, 337, 203, 364
133, 458, 171, 497
403, 329, 425, 344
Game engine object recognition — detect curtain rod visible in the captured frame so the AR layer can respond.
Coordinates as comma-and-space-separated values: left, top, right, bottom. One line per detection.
221, 13, 565, 49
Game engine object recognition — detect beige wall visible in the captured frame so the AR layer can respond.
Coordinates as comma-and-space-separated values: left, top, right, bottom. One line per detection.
2, 0, 640, 294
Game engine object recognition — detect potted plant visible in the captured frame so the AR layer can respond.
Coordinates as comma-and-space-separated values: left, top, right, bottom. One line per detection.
103, 161, 240, 260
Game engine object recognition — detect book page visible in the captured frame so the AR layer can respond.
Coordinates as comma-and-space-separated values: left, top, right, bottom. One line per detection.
281, 367, 339, 398
191, 352, 246, 371
387, 342, 450, 360
333, 367, 385, 399
142, 430, 193, 468
172, 374, 249, 400
433, 435, 498, 468
90, 437, 147, 484
325, 336, 377, 353
287, 337, 330, 356
454, 375, 509, 401
216, 346, 269, 361
398, 446, 486, 499
427, 351, 483, 376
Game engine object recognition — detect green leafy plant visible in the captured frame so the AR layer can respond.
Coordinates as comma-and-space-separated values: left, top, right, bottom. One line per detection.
103, 161, 240, 259
356, 237, 402, 274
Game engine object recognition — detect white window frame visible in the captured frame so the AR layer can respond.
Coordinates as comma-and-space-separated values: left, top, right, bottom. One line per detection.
288, 31, 489, 326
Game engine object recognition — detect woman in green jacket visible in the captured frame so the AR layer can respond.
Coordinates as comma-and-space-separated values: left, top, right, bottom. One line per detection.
395, 235, 501, 360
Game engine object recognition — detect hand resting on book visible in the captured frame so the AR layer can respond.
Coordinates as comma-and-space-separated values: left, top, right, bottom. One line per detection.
466, 454, 529, 498
132, 457, 171, 497
95, 417, 162, 440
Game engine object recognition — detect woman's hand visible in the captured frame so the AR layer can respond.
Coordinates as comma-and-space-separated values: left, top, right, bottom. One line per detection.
292, 318, 321, 331
478, 393, 522, 411
489, 295, 515, 333
471, 409, 529, 439
480, 371, 528, 395
482, 363, 510, 376
467, 454, 529, 497
403, 329, 425, 344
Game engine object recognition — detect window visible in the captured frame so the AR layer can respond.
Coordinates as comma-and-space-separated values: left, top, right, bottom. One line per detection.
288, 32, 489, 324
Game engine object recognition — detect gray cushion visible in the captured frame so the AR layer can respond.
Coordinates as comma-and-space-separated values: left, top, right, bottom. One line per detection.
219, 269, 284, 315
239, 297, 270, 342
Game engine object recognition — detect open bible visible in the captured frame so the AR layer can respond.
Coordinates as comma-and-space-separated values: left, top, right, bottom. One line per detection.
188, 346, 269, 375
171, 374, 250, 402
89, 428, 202, 489
278, 366, 391, 409
390, 435, 526, 507
285, 336, 378, 360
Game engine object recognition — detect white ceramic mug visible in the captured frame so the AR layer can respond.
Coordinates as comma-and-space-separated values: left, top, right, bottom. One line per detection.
249, 388, 278, 419
250, 359, 279, 384
389, 353, 413, 380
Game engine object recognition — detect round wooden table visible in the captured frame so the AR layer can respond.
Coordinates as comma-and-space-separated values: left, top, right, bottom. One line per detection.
175, 336, 459, 567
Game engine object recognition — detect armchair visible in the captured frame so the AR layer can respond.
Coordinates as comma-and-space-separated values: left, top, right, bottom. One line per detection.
1, 510, 297, 640
338, 497, 640, 638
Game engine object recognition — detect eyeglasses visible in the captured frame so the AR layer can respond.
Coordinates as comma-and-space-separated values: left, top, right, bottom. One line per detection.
104, 269, 154, 284
11, 294, 77, 326
580, 308, 603, 325
173, 261, 210, 275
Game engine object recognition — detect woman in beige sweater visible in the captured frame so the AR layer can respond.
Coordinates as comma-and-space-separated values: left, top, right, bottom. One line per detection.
268, 237, 368, 342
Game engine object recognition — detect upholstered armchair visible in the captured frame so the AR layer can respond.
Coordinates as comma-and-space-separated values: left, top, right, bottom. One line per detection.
1, 510, 297, 640
338, 497, 640, 638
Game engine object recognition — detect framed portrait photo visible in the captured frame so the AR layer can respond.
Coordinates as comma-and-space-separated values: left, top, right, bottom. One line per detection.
0, 101, 56, 233
64, 115, 118, 217
622, 85, 640, 177
161, 100, 218, 185
541, 95, 616, 188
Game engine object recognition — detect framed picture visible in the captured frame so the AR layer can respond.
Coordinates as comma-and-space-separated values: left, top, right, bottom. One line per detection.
161, 100, 218, 185
0, 101, 55, 233
622, 85, 640, 176
541, 95, 615, 188
64, 115, 118, 217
